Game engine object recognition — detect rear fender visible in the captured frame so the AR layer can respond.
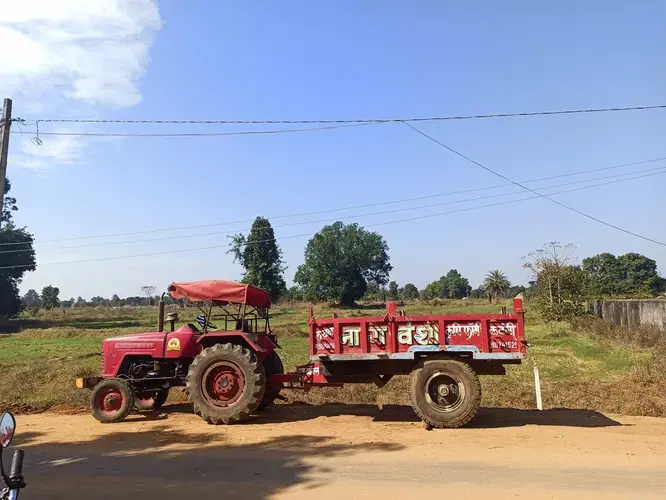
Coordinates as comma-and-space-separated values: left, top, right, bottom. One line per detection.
197, 331, 278, 360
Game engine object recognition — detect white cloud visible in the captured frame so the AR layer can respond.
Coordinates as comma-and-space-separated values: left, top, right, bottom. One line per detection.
0, 0, 162, 169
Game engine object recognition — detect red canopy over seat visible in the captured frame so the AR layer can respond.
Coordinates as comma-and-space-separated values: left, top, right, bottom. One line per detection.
168, 280, 272, 309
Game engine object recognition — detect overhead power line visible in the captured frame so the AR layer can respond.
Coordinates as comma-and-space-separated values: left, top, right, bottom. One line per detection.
16, 104, 666, 125
402, 121, 666, 248
1, 165, 663, 256
0, 168, 663, 270
2, 154, 664, 248
10, 122, 373, 138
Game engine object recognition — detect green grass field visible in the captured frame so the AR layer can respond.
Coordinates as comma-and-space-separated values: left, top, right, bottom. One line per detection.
1, 300, 664, 417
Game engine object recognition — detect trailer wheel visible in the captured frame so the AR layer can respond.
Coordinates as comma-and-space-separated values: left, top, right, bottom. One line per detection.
185, 343, 266, 424
257, 351, 284, 411
90, 378, 135, 424
409, 358, 481, 429
134, 389, 169, 412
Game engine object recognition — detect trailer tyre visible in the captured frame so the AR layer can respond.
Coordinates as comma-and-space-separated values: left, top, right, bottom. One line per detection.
134, 389, 169, 412
185, 343, 266, 424
409, 358, 481, 429
90, 378, 135, 424
257, 351, 284, 411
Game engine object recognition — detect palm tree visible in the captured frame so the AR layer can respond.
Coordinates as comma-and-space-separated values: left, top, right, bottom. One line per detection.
484, 270, 511, 303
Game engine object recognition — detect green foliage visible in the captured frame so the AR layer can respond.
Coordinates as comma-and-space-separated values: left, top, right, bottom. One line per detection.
89, 296, 108, 307
1, 178, 18, 224
41, 285, 61, 310
22, 289, 41, 314
387, 281, 399, 299
0, 183, 37, 317
583, 252, 663, 297
422, 269, 471, 299
484, 269, 511, 303
507, 285, 527, 298
421, 280, 442, 299
294, 221, 392, 306
524, 242, 587, 321
469, 285, 486, 299
229, 216, 287, 301
400, 283, 419, 299
362, 283, 386, 301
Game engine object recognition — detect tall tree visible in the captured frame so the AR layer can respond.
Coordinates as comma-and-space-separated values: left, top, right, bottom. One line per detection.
41, 285, 60, 310
583, 252, 663, 297
22, 289, 40, 307
582, 252, 621, 296
484, 270, 511, 303
0, 181, 36, 318
617, 253, 662, 297
441, 269, 471, 298
229, 216, 287, 300
141, 286, 156, 306
294, 222, 391, 306
422, 269, 471, 299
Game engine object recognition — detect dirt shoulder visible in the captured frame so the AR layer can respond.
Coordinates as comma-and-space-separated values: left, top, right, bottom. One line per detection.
9, 404, 666, 499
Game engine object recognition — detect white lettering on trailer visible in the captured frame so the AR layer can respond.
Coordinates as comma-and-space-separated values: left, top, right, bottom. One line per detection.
341, 328, 361, 347
317, 323, 441, 349
446, 322, 481, 340
489, 322, 518, 337
369, 326, 387, 345
315, 327, 333, 340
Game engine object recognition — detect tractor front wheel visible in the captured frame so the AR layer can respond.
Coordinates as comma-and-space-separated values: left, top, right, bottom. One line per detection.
134, 389, 169, 412
185, 343, 266, 424
90, 378, 135, 423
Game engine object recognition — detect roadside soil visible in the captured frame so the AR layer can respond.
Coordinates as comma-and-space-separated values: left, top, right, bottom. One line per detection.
10, 403, 666, 499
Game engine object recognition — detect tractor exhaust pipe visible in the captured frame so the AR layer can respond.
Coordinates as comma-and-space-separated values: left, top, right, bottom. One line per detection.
158, 293, 165, 332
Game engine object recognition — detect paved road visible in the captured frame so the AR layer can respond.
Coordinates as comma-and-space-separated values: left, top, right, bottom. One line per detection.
9, 404, 666, 499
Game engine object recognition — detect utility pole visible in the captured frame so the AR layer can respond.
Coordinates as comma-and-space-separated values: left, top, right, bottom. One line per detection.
0, 98, 12, 228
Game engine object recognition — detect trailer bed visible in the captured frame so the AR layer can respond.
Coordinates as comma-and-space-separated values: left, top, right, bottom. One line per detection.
308, 299, 527, 362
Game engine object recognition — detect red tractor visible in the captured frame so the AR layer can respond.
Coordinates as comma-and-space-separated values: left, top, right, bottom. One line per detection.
77, 280, 527, 428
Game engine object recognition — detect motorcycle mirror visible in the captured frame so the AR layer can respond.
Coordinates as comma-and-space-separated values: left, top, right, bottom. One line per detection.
0, 412, 16, 448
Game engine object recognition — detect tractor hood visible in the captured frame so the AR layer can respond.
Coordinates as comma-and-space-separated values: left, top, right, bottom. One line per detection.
104, 331, 164, 343
103, 332, 165, 353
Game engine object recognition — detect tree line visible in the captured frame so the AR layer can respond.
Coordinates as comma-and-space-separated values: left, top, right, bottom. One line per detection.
229, 218, 666, 315
20, 285, 192, 313
2, 190, 665, 318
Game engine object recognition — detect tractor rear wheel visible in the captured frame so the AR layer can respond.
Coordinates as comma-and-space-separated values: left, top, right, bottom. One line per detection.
134, 389, 169, 412
257, 351, 284, 411
185, 343, 266, 424
409, 358, 481, 429
90, 378, 135, 424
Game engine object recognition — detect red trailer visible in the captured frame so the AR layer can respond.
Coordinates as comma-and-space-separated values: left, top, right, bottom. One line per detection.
76, 280, 527, 428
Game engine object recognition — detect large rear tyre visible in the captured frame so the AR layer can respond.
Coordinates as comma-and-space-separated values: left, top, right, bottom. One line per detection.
257, 351, 284, 411
185, 343, 266, 424
90, 378, 135, 424
409, 358, 481, 429
134, 389, 169, 412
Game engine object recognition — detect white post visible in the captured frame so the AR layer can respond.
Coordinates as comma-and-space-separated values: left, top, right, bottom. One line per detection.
533, 364, 543, 410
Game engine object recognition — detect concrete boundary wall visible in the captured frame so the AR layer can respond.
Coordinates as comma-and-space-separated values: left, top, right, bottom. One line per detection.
589, 300, 666, 330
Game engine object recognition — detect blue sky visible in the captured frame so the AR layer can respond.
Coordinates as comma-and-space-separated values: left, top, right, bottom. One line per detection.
3, 1, 665, 299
